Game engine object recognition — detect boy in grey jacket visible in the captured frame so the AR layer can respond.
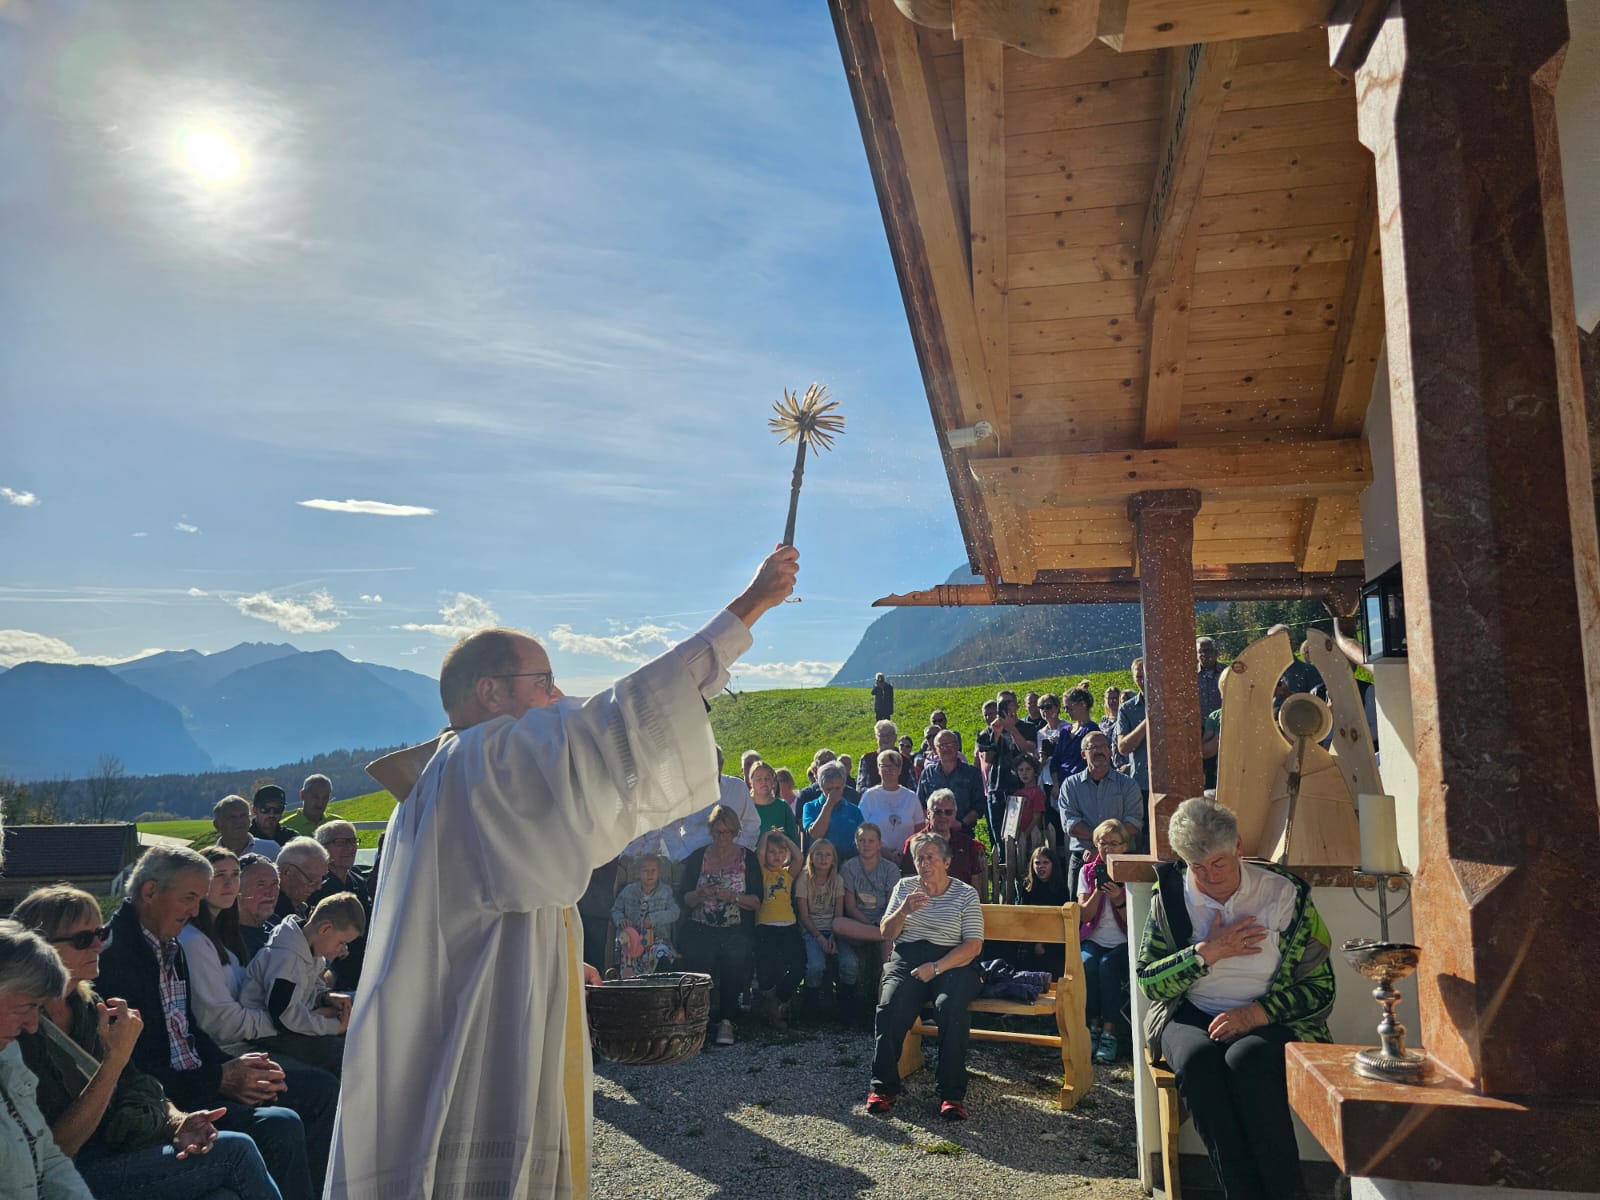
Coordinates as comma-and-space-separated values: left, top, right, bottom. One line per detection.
241, 892, 365, 1076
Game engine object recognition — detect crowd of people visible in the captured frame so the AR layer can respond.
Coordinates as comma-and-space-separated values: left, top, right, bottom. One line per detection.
0, 776, 370, 1200
0, 628, 1351, 1199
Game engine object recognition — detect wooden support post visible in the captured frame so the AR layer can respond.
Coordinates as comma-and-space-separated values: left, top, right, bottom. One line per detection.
1130, 490, 1206, 806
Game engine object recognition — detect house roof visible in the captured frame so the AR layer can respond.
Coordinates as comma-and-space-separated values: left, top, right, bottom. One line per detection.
832, 1, 1379, 599
1, 824, 141, 880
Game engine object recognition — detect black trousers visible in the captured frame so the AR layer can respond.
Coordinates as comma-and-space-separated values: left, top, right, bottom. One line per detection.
754, 923, 805, 1000
682, 921, 752, 1023
871, 940, 983, 1102
1159, 1000, 1304, 1200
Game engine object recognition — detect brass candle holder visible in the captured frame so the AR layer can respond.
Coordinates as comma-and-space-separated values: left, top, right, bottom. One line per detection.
1342, 870, 1429, 1084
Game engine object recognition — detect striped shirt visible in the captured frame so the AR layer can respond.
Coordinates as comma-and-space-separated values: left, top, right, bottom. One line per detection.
887, 876, 984, 947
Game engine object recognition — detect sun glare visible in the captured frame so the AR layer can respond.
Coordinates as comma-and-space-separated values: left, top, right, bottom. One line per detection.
179, 129, 243, 183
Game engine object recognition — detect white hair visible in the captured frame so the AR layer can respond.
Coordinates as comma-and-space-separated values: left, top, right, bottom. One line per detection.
1168, 794, 1240, 864
275, 836, 330, 871
126, 846, 211, 900
0, 920, 68, 1002
314, 820, 358, 847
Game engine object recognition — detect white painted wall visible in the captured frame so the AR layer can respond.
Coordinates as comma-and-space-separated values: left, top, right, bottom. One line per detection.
1353, 1177, 1600, 1200
1559, 0, 1600, 332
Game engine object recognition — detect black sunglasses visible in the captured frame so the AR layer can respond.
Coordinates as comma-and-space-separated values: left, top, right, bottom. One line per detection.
255, 805, 285, 815
51, 924, 113, 951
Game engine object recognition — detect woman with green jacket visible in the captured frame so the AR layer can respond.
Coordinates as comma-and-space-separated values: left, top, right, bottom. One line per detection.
1137, 796, 1335, 1200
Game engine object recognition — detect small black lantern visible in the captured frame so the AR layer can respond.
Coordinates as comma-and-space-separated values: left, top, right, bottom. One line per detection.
1360, 563, 1407, 660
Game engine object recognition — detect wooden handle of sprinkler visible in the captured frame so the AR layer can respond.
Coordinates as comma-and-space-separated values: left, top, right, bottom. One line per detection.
782, 439, 807, 547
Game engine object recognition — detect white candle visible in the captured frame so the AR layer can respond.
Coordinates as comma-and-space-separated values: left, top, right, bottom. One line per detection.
1358, 793, 1404, 874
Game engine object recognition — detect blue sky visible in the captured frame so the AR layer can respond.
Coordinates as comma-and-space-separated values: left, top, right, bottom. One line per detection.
0, 0, 964, 694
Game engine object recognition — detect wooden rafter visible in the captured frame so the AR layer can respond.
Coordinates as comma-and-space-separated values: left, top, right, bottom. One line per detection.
970, 438, 1372, 506
1298, 171, 1381, 571
873, 564, 1366, 608
963, 35, 1036, 584
1099, 0, 1331, 52
1139, 42, 1237, 447
832, 0, 999, 578
1138, 41, 1239, 314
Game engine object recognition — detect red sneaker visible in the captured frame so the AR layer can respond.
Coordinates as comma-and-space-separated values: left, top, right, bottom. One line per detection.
866, 1092, 896, 1114
939, 1101, 967, 1121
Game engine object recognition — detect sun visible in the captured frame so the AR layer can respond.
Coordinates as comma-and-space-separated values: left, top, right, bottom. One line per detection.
179, 129, 243, 184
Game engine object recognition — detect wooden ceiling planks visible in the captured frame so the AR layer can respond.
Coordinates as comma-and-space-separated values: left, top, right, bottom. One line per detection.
833, 0, 1379, 586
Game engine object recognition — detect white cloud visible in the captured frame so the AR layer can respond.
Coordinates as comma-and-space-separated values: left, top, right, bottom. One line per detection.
175, 522, 200, 534
547, 622, 675, 665
0, 629, 165, 668
233, 589, 342, 633
186, 587, 208, 597
730, 660, 843, 689
400, 593, 500, 639
1, 488, 39, 508
298, 498, 437, 517
360, 593, 383, 603
132, 531, 148, 538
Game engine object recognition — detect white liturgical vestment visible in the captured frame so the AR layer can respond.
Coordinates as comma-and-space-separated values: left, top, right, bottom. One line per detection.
327, 611, 752, 1200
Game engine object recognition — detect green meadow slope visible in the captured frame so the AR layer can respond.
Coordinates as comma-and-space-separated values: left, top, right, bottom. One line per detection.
139, 670, 1136, 845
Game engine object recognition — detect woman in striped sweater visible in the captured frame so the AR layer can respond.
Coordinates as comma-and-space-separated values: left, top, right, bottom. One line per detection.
1137, 795, 1335, 1200
865, 831, 985, 1121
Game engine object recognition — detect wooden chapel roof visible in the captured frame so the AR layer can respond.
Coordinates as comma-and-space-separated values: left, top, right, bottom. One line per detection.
830, 0, 1380, 607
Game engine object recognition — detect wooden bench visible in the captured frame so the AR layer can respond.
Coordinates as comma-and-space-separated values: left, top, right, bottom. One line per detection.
896, 902, 1094, 1109
1146, 1048, 1184, 1200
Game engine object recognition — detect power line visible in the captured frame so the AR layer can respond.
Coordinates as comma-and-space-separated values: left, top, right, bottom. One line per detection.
828, 616, 1330, 688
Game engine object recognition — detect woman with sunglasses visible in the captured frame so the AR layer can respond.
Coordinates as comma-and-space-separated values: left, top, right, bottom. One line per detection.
11, 885, 281, 1199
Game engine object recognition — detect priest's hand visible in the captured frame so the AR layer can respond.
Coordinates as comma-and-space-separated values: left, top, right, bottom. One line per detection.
582, 963, 602, 986
727, 545, 800, 628
219, 1053, 287, 1105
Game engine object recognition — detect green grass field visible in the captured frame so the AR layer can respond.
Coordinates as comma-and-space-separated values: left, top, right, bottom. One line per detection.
138, 672, 1137, 844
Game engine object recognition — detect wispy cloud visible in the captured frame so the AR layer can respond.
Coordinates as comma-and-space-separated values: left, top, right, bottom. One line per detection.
298, 498, 436, 517
132, 531, 148, 538
730, 660, 842, 689
1, 488, 39, 508
0, 629, 165, 668
186, 587, 208, 597
547, 622, 675, 665
233, 589, 342, 633
175, 522, 200, 534
360, 593, 383, 603
400, 593, 500, 639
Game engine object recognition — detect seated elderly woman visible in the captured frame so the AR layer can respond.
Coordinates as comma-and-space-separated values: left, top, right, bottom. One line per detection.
677, 804, 762, 1047
865, 831, 985, 1122
1137, 795, 1335, 1200
5, 897, 277, 1200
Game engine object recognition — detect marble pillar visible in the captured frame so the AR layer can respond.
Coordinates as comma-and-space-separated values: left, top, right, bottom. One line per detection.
1352, 0, 1600, 1101
1130, 489, 1205, 842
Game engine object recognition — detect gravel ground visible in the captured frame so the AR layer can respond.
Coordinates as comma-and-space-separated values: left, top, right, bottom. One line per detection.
592, 1015, 1146, 1199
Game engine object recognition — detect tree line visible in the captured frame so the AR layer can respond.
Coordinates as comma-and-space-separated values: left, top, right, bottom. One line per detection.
1, 744, 409, 825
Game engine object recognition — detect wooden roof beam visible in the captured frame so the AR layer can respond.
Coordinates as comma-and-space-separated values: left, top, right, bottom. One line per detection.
1139, 42, 1237, 447
874, 566, 1366, 609
1099, 0, 1333, 52
970, 438, 1373, 506
892, 0, 1100, 58
1298, 171, 1382, 572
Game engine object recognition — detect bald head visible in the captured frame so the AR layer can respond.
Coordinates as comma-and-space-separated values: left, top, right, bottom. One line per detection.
440, 627, 563, 728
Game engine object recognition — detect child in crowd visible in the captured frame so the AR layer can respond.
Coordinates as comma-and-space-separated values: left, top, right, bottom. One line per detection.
241, 891, 365, 1076
611, 853, 680, 976
1012, 756, 1048, 839
754, 829, 806, 1027
796, 837, 858, 1013
1078, 819, 1131, 1063
774, 767, 799, 819
1015, 845, 1073, 975
749, 760, 799, 843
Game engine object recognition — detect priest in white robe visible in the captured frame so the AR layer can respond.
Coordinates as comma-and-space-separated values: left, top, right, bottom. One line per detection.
327, 546, 798, 1200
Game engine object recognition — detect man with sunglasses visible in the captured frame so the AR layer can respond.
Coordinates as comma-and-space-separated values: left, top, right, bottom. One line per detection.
249, 785, 289, 850
329, 545, 798, 1200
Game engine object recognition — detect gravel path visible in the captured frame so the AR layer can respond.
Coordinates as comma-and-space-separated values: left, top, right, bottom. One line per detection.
592, 1017, 1145, 1199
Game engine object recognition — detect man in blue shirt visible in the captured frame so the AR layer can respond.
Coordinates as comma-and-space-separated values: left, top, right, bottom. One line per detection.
917, 729, 986, 835
1057, 732, 1146, 889
803, 761, 865, 862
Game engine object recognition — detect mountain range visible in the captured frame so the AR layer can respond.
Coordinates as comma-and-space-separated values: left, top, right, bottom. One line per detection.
0, 643, 442, 779
830, 565, 1146, 688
